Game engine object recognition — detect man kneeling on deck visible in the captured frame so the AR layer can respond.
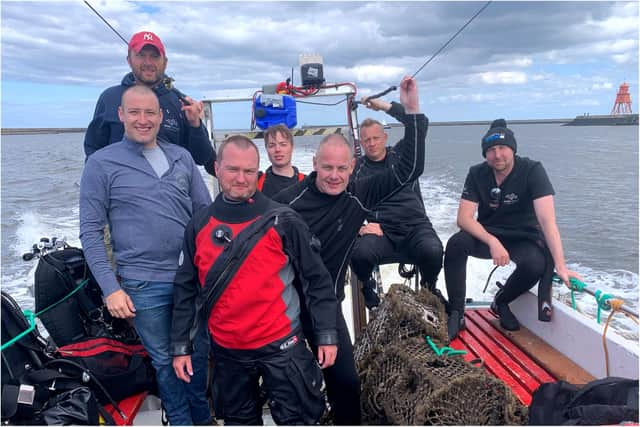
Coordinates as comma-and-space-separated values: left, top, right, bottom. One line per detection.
444, 119, 582, 340
170, 135, 338, 425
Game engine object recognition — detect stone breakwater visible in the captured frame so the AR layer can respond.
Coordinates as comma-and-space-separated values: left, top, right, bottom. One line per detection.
1, 128, 87, 135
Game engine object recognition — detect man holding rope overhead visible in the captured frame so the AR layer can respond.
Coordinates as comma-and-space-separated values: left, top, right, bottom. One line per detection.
444, 119, 582, 340
274, 76, 427, 425
350, 110, 444, 310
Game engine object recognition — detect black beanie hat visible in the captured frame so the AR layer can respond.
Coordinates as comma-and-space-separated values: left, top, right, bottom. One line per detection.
481, 118, 517, 157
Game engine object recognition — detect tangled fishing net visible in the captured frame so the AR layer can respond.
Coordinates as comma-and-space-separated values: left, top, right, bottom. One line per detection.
354, 284, 528, 425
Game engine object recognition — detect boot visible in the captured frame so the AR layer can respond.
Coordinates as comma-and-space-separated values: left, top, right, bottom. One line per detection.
447, 309, 465, 340
362, 278, 380, 309
491, 288, 520, 331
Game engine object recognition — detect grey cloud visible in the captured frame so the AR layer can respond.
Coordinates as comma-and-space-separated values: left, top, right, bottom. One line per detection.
1, 1, 638, 122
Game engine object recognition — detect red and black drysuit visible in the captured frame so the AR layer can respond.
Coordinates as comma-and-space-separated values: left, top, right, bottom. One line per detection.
257, 166, 305, 198
170, 191, 338, 425
273, 102, 427, 425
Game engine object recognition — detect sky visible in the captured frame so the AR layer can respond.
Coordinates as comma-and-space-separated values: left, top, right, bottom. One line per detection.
1, 1, 639, 129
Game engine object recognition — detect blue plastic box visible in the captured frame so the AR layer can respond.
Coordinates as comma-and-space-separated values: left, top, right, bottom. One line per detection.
254, 94, 297, 130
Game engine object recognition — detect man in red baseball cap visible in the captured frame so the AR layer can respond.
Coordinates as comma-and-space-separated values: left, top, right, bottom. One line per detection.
126, 31, 167, 86
84, 30, 216, 175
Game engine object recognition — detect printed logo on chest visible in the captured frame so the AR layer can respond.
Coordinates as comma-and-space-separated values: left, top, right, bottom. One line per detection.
503, 192, 519, 205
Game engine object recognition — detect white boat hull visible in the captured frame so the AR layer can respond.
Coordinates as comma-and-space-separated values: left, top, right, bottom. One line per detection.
510, 290, 639, 379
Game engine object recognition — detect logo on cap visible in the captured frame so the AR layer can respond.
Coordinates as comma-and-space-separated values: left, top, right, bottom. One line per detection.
483, 132, 505, 143
143, 33, 154, 41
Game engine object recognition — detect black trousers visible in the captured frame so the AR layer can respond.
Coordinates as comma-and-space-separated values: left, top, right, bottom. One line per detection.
303, 307, 361, 425
444, 230, 546, 312
350, 223, 443, 289
211, 331, 325, 425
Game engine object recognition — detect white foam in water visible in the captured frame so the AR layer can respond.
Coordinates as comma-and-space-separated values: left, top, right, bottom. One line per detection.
3, 134, 637, 344
5, 210, 81, 310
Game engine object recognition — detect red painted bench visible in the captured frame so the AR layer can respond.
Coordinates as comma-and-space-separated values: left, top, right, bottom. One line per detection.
450, 308, 556, 406
103, 391, 149, 426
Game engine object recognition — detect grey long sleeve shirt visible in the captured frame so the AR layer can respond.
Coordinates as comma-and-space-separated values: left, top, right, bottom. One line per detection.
79, 136, 212, 296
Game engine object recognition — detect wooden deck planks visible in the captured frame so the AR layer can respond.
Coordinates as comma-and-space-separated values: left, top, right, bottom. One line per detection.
450, 308, 557, 406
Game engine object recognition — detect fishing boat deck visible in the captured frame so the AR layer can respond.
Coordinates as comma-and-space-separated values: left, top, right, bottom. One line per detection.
451, 308, 595, 406
105, 307, 600, 425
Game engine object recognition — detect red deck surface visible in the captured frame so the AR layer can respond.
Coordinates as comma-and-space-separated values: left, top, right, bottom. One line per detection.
450, 308, 556, 406
104, 391, 149, 426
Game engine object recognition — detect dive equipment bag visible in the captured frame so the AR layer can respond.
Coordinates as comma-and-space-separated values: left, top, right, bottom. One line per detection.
34, 246, 138, 346
1, 291, 116, 425
528, 377, 639, 425
56, 337, 158, 402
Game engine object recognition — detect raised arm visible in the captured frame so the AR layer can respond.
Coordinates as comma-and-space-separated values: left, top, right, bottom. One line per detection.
353, 76, 427, 207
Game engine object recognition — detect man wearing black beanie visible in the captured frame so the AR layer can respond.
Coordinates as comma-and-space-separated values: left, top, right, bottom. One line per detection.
443, 119, 581, 339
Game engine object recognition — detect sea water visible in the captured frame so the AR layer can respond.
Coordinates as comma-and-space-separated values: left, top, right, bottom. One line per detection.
1, 123, 638, 341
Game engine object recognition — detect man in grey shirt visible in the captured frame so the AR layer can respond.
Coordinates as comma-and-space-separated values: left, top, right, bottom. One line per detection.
79, 85, 212, 425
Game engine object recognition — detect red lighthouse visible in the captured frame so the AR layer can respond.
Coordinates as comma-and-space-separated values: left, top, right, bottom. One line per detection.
610, 82, 632, 115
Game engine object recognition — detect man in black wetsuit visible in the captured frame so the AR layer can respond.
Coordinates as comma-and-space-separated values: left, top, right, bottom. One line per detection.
444, 119, 582, 340
350, 111, 443, 309
274, 76, 427, 425
257, 124, 305, 197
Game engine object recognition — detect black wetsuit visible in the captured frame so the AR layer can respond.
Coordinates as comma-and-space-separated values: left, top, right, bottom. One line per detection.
258, 166, 305, 198
274, 102, 427, 425
444, 156, 555, 312
350, 145, 443, 289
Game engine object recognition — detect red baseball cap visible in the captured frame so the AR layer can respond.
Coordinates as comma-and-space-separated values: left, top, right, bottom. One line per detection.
128, 31, 165, 57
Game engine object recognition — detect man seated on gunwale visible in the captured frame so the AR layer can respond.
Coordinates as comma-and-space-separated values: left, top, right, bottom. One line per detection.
444, 118, 582, 340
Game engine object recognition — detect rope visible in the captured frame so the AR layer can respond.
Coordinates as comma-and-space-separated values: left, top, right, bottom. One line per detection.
411, 1, 493, 79
1, 310, 37, 352
601, 298, 639, 376
594, 289, 613, 324
425, 336, 467, 357
569, 277, 587, 310
482, 265, 499, 293
0, 278, 89, 352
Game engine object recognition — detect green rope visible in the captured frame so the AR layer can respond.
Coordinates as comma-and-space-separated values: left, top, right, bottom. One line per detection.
0, 278, 89, 352
594, 289, 613, 324
1, 310, 36, 352
425, 336, 467, 357
553, 274, 587, 310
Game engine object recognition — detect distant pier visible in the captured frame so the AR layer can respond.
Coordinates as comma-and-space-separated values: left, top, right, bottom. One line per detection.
0, 118, 607, 136
1, 128, 86, 135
